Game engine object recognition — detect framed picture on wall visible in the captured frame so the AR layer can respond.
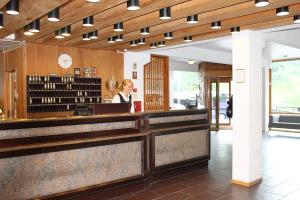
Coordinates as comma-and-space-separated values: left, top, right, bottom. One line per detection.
91, 67, 97, 77
74, 68, 80, 77
132, 71, 137, 79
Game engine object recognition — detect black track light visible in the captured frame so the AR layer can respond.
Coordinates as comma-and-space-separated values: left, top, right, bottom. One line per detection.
184, 36, 192, 42
24, 25, 34, 36
138, 38, 146, 44
141, 27, 150, 35
107, 37, 116, 43
86, 0, 100, 2
6, 0, 19, 15
187, 15, 198, 24
130, 40, 138, 46
114, 22, 123, 32
61, 25, 71, 36
211, 21, 221, 29
150, 43, 157, 49
255, 0, 269, 7
276, 6, 289, 16
83, 33, 91, 41
48, 7, 60, 22
158, 41, 166, 47
160, 7, 171, 20
83, 16, 94, 27
89, 30, 98, 39
231, 27, 240, 33
115, 34, 123, 42
0, 13, 3, 29
127, 0, 140, 11
294, 15, 300, 23
29, 19, 40, 33
164, 32, 173, 39
55, 29, 64, 39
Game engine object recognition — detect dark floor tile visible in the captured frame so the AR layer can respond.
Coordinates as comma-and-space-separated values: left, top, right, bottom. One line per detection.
121, 191, 161, 200
149, 182, 190, 195
155, 192, 192, 200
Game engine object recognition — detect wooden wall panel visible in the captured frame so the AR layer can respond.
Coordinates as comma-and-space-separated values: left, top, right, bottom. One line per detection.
0, 51, 5, 114
25, 43, 124, 99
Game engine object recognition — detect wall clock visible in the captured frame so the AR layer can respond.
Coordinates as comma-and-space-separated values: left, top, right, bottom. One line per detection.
58, 53, 72, 69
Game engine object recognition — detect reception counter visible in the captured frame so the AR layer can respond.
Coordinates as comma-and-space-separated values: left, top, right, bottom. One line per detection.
0, 109, 210, 200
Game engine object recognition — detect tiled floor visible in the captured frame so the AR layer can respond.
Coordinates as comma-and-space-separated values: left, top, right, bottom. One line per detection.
78, 130, 300, 200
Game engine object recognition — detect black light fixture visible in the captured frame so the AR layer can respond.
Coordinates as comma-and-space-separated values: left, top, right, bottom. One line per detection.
164, 32, 173, 39
276, 6, 289, 16
158, 41, 166, 47
211, 21, 221, 29
187, 15, 198, 24
138, 38, 146, 44
255, 0, 269, 7
89, 30, 98, 39
127, 0, 140, 11
160, 7, 171, 20
6, 0, 19, 15
0, 13, 3, 29
83, 16, 94, 27
29, 19, 40, 33
130, 40, 138, 46
184, 36, 192, 42
115, 34, 123, 42
83, 33, 91, 41
294, 15, 300, 23
150, 43, 157, 49
48, 7, 60, 22
231, 27, 240, 33
24, 25, 34, 36
114, 22, 123, 32
107, 37, 116, 43
61, 25, 71, 36
86, 0, 100, 2
55, 29, 64, 39
140, 27, 150, 35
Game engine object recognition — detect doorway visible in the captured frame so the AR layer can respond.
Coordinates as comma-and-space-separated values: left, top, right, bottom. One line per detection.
208, 77, 231, 131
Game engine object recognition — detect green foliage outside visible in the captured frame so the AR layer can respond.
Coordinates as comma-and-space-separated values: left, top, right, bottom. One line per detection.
172, 71, 199, 93
271, 60, 300, 113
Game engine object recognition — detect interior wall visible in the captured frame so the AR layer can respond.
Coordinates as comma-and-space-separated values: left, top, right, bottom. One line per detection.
0, 51, 5, 114
169, 60, 198, 72
26, 43, 124, 100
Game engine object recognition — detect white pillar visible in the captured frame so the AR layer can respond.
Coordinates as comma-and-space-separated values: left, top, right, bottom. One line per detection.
232, 30, 265, 186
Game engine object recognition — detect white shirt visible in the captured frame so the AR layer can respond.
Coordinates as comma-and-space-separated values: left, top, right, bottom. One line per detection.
112, 92, 134, 113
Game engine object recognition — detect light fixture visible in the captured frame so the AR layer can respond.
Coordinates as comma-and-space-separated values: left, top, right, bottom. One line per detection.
83, 33, 91, 41
211, 21, 221, 29
276, 6, 289, 16
24, 25, 34, 36
107, 37, 116, 43
48, 7, 60, 22
158, 41, 166, 47
114, 22, 123, 32
294, 15, 300, 23
187, 15, 198, 24
83, 16, 94, 27
89, 30, 98, 39
115, 34, 123, 42
231, 26, 240, 33
55, 29, 64, 39
130, 40, 138, 46
29, 19, 40, 33
187, 60, 195, 65
160, 7, 171, 20
6, 0, 19, 15
150, 43, 157, 49
86, 0, 100, 2
138, 38, 146, 44
164, 32, 173, 39
0, 13, 3, 29
61, 25, 71, 36
255, 0, 269, 7
127, 0, 140, 11
184, 36, 192, 42
140, 27, 150, 35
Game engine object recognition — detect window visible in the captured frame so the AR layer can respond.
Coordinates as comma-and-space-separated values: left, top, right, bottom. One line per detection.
271, 60, 300, 113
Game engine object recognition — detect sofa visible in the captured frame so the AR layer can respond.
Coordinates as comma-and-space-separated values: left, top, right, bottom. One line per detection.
269, 114, 300, 130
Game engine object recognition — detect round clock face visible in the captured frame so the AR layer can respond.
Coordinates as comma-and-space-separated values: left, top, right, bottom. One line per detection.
58, 53, 72, 69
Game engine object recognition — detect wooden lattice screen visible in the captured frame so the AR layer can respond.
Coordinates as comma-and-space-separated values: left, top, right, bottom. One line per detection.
144, 55, 169, 112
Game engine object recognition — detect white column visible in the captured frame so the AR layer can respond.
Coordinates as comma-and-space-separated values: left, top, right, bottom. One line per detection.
231, 30, 265, 186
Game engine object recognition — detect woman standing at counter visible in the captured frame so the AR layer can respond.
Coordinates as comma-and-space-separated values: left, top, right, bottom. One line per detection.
112, 79, 134, 112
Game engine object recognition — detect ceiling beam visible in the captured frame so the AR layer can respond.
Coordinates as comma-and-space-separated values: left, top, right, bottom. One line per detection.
0, 0, 10, 10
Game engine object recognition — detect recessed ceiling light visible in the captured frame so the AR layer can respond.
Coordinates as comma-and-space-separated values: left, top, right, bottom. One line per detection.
114, 22, 123, 32
82, 33, 91, 41
255, 0, 269, 7
276, 6, 289, 16
127, 0, 140, 11
187, 60, 195, 65
130, 40, 138, 46
160, 7, 171, 20
48, 7, 60, 22
83, 16, 94, 27
184, 36, 192, 42
231, 26, 240, 33
187, 15, 198, 24
0, 13, 3, 29
29, 19, 40, 33
164, 32, 173, 39
150, 43, 157, 49
86, 0, 100, 2
140, 27, 150, 35
89, 30, 98, 39
6, 0, 19, 15
211, 21, 221, 29
294, 15, 300, 23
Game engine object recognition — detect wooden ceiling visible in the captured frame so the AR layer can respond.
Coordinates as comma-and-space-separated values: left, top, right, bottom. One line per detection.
1, 0, 300, 52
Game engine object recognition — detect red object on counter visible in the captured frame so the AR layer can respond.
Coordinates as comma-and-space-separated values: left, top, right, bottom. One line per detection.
134, 101, 141, 112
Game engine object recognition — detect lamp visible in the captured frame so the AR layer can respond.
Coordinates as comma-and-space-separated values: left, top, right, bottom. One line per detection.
115, 34, 123, 42
86, 0, 100, 2
29, 19, 40, 33
255, 0, 269, 7
6, 0, 19, 15
150, 43, 157, 49
83, 16, 93, 27
158, 41, 166, 47
130, 40, 138, 46
24, 25, 34, 36
276, 6, 289, 16
114, 22, 123, 32
231, 27, 240, 33
294, 15, 300, 23
138, 38, 146, 44
48, 7, 60, 22
184, 36, 192, 42
187, 15, 198, 24
55, 29, 64, 39
160, 7, 171, 20
0, 13, 3, 29
211, 21, 221, 29
187, 60, 195, 65
164, 32, 173, 39
89, 30, 98, 39
61, 25, 71, 36
83, 33, 91, 41
127, 0, 140, 11
140, 27, 150, 35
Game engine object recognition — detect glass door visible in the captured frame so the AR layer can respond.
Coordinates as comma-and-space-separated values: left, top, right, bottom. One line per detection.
209, 79, 219, 131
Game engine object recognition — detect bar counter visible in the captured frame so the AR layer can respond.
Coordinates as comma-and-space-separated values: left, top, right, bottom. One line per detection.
0, 109, 210, 200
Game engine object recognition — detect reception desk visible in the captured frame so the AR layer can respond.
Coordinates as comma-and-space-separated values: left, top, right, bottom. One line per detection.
0, 109, 210, 200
